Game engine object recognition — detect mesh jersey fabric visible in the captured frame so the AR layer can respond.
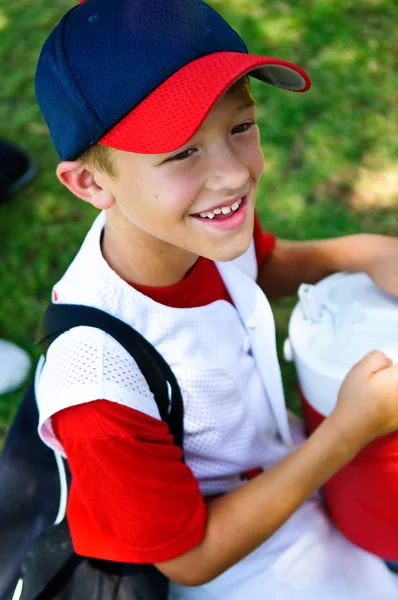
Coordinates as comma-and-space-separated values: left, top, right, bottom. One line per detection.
34, 213, 398, 599
37, 210, 279, 476
35, 210, 319, 571
50, 214, 275, 561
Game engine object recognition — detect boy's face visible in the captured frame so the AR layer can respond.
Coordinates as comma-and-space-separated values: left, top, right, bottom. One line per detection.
97, 86, 264, 264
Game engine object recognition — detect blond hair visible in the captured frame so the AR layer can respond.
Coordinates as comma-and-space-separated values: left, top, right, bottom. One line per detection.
78, 143, 117, 178
228, 74, 252, 101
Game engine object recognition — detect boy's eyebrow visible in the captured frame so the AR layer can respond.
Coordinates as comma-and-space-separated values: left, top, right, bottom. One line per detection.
236, 99, 256, 110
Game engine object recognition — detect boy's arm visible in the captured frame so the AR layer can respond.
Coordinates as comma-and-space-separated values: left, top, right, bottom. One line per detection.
157, 414, 352, 585
157, 351, 398, 586
257, 234, 398, 300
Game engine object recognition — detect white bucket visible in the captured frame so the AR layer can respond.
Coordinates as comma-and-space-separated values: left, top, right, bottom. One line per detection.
285, 272, 398, 417
284, 272, 398, 559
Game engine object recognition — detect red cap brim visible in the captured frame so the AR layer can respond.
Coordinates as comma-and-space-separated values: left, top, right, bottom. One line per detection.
99, 51, 310, 155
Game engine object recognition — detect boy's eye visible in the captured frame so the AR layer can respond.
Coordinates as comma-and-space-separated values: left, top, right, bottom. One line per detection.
168, 147, 197, 162
164, 122, 255, 163
232, 121, 255, 134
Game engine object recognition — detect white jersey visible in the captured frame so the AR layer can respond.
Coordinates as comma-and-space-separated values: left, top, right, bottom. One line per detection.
36, 212, 398, 600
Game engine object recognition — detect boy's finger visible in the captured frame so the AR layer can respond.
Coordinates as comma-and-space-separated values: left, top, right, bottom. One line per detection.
356, 350, 393, 376
377, 360, 398, 383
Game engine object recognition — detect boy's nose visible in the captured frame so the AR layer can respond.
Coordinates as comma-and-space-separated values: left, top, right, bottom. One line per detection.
206, 147, 250, 194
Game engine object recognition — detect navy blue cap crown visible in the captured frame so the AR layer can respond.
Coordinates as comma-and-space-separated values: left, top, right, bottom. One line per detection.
35, 0, 248, 161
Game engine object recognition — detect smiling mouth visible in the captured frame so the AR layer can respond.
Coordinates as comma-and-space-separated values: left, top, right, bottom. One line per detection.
193, 196, 246, 220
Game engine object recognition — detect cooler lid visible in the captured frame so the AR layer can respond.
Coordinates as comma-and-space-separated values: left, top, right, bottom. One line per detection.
289, 272, 398, 374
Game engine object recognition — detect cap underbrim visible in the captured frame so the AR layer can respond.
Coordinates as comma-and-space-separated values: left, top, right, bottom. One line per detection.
99, 51, 311, 155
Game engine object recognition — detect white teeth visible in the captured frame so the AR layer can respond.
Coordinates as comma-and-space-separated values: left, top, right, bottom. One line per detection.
197, 197, 243, 218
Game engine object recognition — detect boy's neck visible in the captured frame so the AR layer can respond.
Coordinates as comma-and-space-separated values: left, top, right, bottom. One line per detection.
101, 218, 199, 287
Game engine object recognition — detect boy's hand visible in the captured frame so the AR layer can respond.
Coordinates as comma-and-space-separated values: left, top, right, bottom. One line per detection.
257, 233, 398, 300
325, 233, 398, 298
361, 244, 398, 298
327, 233, 398, 298
329, 350, 398, 456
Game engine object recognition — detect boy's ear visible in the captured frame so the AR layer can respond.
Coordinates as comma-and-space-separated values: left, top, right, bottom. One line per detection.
56, 161, 114, 210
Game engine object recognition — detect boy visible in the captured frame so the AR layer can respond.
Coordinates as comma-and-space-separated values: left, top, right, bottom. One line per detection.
35, 0, 398, 598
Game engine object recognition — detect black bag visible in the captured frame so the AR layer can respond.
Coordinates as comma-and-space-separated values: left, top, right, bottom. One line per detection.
0, 304, 184, 600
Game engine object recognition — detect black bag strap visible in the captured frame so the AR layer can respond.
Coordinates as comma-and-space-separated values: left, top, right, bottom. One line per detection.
0, 385, 70, 600
37, 303, 184, 449
0, 304, 184, 600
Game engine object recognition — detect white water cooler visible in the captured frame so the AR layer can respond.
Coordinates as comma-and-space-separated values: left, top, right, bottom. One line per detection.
284, 272, 398, 560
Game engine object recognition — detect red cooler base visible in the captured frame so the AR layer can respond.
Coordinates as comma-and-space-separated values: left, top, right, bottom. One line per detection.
300, 389, 398, 561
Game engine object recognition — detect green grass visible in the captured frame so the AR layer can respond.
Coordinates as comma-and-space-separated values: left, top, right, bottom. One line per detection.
0, 0, 397, 438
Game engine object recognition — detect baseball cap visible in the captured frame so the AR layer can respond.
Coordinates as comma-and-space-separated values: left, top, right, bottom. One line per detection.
35, 0, 311, 161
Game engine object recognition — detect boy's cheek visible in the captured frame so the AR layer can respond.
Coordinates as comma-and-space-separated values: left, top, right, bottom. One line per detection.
250, 145, 265, 181
157, 184, 202, 218
237, 129, 264, 180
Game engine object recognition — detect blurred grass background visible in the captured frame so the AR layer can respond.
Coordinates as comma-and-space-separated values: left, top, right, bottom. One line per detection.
0, 0, 397, 441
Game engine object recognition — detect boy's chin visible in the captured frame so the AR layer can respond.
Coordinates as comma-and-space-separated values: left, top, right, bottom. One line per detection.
206, 236, 253, 263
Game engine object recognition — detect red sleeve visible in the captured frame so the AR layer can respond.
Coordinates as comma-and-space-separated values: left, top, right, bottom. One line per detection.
253, 212, 276, 267
52, 400, 207, 563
